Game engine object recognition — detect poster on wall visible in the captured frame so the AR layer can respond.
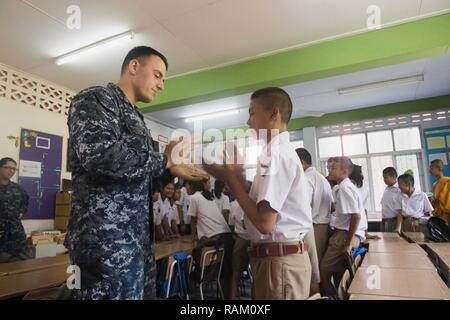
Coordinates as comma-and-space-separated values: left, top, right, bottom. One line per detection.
19, 128, 63, 220
423, 125, 450, 187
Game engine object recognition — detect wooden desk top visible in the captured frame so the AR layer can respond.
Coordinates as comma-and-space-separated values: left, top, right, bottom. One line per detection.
370, 232, 403, 239
361, 252, 436, 270
402, 232, 426, 244
155, 236, 197, 260
368, 242, 427, 255
0, 265, 68, 300
425, 243, 450, 256
0, 255, 69, 277
348, 267, 450, 299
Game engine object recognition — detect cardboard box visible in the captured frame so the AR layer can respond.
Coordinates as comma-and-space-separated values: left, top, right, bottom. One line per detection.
55, 204, 71, 217
54, 217, 69, 231
55, 191, 71, 205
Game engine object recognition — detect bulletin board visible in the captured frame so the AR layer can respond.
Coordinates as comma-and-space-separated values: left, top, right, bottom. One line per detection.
423, 125, 450, 186
18, 128, 63, 219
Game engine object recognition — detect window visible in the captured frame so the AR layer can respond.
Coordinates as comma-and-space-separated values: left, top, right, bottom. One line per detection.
368, 130, 393, 153
291, 140, 304, 150
343, 133, 367, 156
393, 127, 421, 151
318, 136, 342, 158
370, 156, 394, 212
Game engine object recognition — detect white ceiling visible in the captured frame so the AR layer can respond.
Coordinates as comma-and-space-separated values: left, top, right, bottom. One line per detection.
1, 0, 449, 92
146, 53, 450, 130
1, 0, 450, 131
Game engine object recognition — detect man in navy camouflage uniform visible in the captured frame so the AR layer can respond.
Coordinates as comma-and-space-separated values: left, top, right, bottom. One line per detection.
65, 46, 207, 299
0, 157, 31, 263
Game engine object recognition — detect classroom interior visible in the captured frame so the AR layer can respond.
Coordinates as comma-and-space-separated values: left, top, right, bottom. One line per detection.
0, 0, 450, 301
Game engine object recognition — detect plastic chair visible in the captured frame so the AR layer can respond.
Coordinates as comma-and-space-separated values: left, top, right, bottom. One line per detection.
198, 246, 225, 300
163, 251, 193, 299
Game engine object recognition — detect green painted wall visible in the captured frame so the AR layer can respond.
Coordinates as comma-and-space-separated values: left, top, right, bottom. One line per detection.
139, 13, 450, 113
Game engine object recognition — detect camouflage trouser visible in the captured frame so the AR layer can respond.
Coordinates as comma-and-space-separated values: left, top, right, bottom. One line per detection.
70, 241, 156, 300
0, 219, 28, 256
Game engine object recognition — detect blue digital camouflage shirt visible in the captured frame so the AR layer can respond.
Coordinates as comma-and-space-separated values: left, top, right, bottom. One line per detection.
65, 83, 167, 300
0, 181, 29, 255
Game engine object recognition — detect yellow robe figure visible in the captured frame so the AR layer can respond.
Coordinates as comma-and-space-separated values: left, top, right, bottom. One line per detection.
432, 176, 450, 224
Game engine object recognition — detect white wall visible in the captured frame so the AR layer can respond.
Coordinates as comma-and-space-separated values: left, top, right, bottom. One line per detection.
0, 97, 71, 233
144, 118, 175, 148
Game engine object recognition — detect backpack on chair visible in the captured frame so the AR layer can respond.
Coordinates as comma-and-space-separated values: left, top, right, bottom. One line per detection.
427, 217, 450, 242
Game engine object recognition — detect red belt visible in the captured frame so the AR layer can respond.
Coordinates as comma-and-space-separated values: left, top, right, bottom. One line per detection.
248, 242, 307, 258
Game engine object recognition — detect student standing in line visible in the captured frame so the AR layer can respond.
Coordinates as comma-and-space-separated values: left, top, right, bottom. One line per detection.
430, 159, 450, 225
228, 186, 252, 300
380, 167, 401, 232
203, 87, 313, 300
394, 173, 433, 233
320, 157, 367, 297
295, 148, 332, 295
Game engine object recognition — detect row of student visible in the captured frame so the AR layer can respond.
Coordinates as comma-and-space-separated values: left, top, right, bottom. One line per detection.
379, 161, 450, 233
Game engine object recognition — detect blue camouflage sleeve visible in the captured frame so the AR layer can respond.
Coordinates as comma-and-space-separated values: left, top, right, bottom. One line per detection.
68, 88, 167, 181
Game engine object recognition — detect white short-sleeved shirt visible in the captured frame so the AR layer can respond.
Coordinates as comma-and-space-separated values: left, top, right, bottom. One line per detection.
331, 178, 367, 241
245, 131, 313, 243
395, 190, 434, 218
176, 187, 191, 224
188, 191, 230, 239
380, 184, 401, 219
304, 166, 333, 224
153, 199, 162, 226
228, 200, 249, 240
214, 193, 230, 214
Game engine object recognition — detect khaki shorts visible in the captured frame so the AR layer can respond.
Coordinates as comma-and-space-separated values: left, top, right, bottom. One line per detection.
250, 246, 311, 300
232, 236, 251, 273
304, 229, 320, 284
320, 230, 360, 291
402, 217, 420, 232
313, 223, 329, 265
381, 217, 397, 232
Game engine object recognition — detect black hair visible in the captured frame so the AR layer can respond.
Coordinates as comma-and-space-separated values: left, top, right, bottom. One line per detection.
398, 174, 414, 186
250, 87, 293, 124
121, 46, 168, 75
295, 148, 312, 165
349, 164, 364, 188
430, 159, 444, 171
187, 180, 214, 201
213, 180, 225, 198
0, 157, 16, 167
382, 167, 398, 178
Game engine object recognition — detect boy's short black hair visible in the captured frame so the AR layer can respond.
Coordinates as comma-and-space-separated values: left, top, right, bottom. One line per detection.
251, 87, 293, 124
0, 157, 16, 167
430, 159, 444, 170
121, 46, 168, 75
295, 148, 312, 165
398, 174, 414, 186
382, 167, 397, 178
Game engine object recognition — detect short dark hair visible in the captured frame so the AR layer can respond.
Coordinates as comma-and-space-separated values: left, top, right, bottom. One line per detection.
121, 46, 168, 75
398, 174, 414, 186
430, 159, 444, 171
382, 167, 397, 178
349, 164, 364, 188
0, 157, 16, 167
295, 148, 312, 165
251, 87, 293, 124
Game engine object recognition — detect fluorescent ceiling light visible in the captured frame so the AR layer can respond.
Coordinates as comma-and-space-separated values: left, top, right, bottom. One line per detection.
55, 31, 135, 65
184, 109, 239, 123
337, 74, 424, 95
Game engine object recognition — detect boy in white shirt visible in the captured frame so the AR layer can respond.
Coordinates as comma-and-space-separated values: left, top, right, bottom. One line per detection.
395, 173, 433, 233
320, 156, 367, 297
228, 196, 251, 300
296, 147, 332, 295
380, 167, 401, 232
203, 87, 313, 300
